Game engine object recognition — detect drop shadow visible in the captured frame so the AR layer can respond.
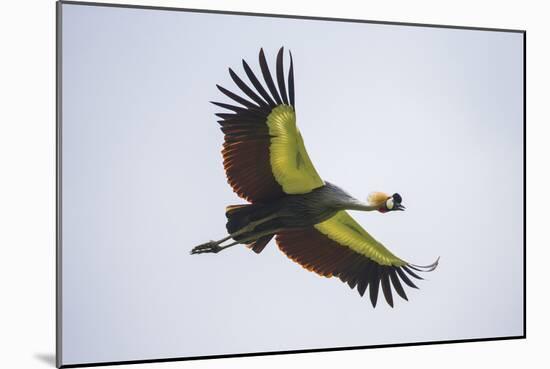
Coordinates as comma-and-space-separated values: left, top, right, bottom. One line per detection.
34, 353, 56, 367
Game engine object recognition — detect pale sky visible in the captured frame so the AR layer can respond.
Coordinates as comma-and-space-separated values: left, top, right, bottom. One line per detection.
60, 3, 524, 366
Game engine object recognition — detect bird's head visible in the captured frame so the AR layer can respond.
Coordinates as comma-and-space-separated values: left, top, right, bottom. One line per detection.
367, 192, 405, 213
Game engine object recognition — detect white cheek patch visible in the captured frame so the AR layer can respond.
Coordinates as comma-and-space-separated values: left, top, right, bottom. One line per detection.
386, 198, 394, 210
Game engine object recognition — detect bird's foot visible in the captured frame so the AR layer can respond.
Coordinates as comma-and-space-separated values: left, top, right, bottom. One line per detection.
190, 241, 222, 255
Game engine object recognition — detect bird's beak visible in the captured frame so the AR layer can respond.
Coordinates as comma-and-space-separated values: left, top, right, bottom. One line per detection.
395, 204, 406, 211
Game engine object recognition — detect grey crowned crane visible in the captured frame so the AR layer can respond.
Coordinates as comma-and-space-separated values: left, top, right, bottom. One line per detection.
191, 47, 439, 308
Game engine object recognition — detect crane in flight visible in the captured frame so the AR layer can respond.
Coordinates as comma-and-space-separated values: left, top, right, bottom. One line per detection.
191, 47, 439, 308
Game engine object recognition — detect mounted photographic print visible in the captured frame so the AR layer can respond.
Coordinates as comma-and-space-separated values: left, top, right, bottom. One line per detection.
56, 1, 525, 367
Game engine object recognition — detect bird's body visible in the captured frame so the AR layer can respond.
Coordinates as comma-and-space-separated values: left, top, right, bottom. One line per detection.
237, 182, 362, 230
223, 182, 360, 247
275, 182, 363, 224
191, 47, 438, 307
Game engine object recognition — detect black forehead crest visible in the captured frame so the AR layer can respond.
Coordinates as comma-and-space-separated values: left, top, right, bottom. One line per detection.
392, 193, 402, 203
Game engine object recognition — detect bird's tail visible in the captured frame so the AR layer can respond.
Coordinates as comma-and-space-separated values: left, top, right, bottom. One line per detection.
225, 204, 258, 235
225, 203, 276, 253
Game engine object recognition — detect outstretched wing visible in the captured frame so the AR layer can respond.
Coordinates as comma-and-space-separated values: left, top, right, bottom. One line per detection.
276, 211, 439, 308
213, 47, 324, 203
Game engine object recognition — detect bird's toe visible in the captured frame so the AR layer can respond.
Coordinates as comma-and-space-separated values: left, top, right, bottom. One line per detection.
190, 241, 221, 255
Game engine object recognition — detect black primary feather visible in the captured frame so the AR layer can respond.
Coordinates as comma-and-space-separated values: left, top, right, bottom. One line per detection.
276, 47, 289, 105
228, 68, 267, 108
259, 48, 283, 105
380, 270, 394, 307
288, 50, 295, 107
389, 269, 408, 301
216, 84, 261, 110
242, 60, 276, 107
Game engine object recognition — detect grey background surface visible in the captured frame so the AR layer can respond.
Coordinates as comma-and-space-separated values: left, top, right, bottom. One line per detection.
60, 3, 524, 365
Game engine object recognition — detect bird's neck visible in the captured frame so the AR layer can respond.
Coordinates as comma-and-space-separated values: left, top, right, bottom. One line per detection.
341, 199, 379, 212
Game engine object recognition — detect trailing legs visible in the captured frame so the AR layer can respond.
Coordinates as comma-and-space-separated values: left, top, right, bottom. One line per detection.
190, 214, 277, 255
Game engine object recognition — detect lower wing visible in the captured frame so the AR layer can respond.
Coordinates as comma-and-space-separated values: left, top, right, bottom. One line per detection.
276, 211, 439, 308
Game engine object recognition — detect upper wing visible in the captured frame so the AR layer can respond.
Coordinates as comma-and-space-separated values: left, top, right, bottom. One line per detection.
276, 211, 439, 308
213, 47, 324, 203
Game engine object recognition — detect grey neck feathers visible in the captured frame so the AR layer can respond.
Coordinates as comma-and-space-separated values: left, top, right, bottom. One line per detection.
341, 198, 379, 212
